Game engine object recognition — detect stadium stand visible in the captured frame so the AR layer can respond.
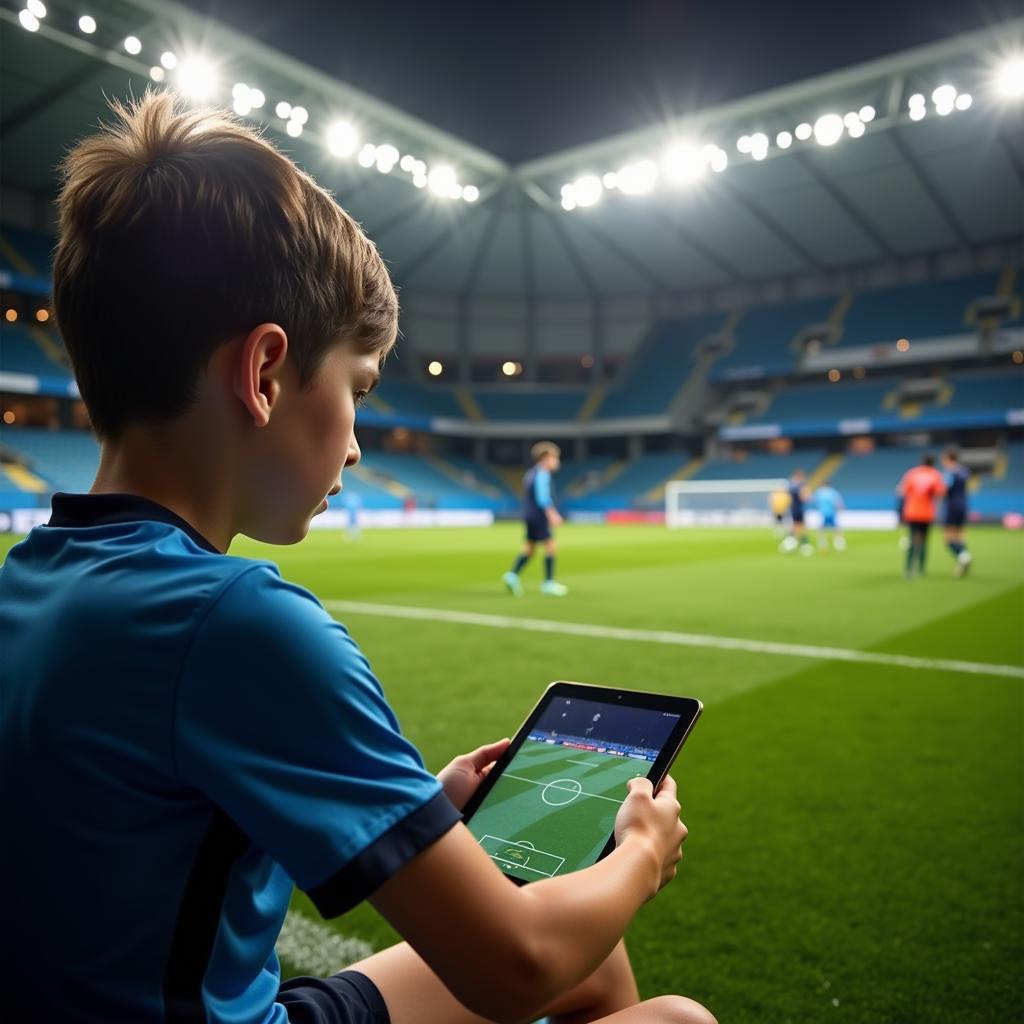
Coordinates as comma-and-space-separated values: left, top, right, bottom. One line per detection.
472, 389, 587, 421
0, 223, 54, 278
1, 428, 99, 495
689, 449, 827, 482
567, 452, 692, 510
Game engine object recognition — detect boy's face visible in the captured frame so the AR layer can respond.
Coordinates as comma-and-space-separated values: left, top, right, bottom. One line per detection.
243, 343, 379, 544
543, 452, 561, 472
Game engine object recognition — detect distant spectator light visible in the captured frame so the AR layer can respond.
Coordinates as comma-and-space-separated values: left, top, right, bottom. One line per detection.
501, 361, 521, 377
19, 10, 40, 31
161, 51, 177, 69
427, 361, 443, 376
828, 369, 841, 382
813, 113, 844, 146
123, 35, 141, 55
853, 366, 866, 379
896, 338, 910, 352
35, 309, 49, 322
4, 309, 17, 322
1013, 350, 1024, 364
78, 14, 96, 33
997, 57, 1024, 98
581, 354, 594, 368
2, 411, 14, 425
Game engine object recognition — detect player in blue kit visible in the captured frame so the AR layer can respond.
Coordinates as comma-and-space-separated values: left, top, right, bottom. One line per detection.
503, 441, 569, 596
814, 482, 846, 551
0, 95, 713, 1024
779, 469, 814, 555
942, 447, 973, 577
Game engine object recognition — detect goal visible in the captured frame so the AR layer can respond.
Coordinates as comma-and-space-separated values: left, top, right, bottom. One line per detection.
665, 479, 788, 528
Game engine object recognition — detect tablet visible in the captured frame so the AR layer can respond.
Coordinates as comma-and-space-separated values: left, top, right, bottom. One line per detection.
461, 681, 702, 884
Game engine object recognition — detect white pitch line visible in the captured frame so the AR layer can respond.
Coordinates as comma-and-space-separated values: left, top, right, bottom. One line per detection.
491, 773, 625, 805
324, 600, 1024, 680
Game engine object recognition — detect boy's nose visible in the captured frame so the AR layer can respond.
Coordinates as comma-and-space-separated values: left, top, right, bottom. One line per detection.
345, 435, 361, 468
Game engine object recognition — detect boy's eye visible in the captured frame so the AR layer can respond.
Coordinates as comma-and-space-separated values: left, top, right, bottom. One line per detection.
354, 391, 368, 408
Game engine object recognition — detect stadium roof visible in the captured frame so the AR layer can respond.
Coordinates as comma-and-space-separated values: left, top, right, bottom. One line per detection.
2, 1, 1023, 301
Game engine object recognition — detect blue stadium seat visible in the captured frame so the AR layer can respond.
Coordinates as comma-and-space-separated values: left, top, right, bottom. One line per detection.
0, 428, 100, 493
473, 390, 586, 421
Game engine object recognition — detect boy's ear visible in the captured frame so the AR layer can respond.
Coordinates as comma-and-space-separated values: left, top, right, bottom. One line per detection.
235, 323, 289, 427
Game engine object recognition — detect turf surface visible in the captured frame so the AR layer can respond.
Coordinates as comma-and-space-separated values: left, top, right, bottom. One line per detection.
3, 523, 1022, 1021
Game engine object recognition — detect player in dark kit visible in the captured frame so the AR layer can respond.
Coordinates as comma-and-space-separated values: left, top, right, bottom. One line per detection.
503, 441, 569, 596
942, 447, 973, 577
779, 469, 814, 555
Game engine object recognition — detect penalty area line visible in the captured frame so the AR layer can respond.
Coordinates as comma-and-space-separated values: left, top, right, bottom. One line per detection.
323, 600, 1024, 681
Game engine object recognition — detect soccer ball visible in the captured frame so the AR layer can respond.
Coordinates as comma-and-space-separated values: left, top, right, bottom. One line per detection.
779, 535, 799, 553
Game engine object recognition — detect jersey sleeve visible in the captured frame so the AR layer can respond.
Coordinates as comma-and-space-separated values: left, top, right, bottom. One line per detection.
174, 565, 461, 918
533, 468, 552, 509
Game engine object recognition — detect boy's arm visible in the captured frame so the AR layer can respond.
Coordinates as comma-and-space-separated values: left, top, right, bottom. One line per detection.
370, 776, 682, 1024
534, 469, 563, 528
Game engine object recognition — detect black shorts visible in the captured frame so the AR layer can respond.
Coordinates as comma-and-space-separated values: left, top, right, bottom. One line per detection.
791, 511, 804, 525
906, 520, 932, 539
944, 506, 967, 528
526, 516, 552, 542
278, 970, 389, 1024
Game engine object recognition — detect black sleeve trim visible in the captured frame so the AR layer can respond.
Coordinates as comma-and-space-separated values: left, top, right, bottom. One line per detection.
306, 790, 462, 919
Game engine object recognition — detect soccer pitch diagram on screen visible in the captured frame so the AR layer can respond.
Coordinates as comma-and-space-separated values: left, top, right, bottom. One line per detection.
468, 739, 645, 881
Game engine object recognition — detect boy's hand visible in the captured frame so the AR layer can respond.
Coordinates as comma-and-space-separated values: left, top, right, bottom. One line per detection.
548, 509, 564, 528
613, 774, 687, 896
437, 738, 511, 811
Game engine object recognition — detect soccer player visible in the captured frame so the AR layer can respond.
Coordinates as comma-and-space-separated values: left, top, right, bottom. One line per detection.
503, 440, 569, 596
942, 447, 972, 577
814, 482, 846, 551
0, 95, 713, 1024
769, 484, 791, 537
779, 469, 814, 555
897, 453, 947, 578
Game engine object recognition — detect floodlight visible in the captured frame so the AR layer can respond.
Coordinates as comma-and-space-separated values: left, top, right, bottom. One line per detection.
996, 57, 1024, 97
78, 15, 96, 33
749, 133, 768, 160
561, 195, 577, 211
19, 10, 39, 30
795, 122, 812, 141
616, 160, 656, 195
358, 145, 376, 167
161, 51, 177, 69
463, 185, 479, 202
709, 148, 728, 173
602, 171, 619, 189
931, 84, 956, 107
955, 93, 972, 111
813, 113, 844, 146
909, 106, 926, 121
285, 120, 302, 137
290, 105, 308, 126
848, 121, 865, 138
233, 97, 251, 116
150, 66, 164, 82
737, 135, 751, 154
843, 112, 860, 129
275, 101, 292, 119
26, 0, 45, 17
327, 122, 358, 157
412, 173, 427, 188
908, 92, 925, 108
572, 174, 603, 206
400, 155, 416, 172
177, 57, 217, 100
428, 164, 458, 198
776, 131, 793, 148
428, 361, 443, 376
232, 82, 249, 101
375, 143, 399, 166
663, 143, 705, 185
123, 35, 141, 55
560, 183, 574, 198
249, 88, 265, 108
935, 101, 953, 116
859, 105, 875, 122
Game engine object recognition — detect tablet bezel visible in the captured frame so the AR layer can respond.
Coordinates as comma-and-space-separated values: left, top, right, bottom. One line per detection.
460, 681, 702, 884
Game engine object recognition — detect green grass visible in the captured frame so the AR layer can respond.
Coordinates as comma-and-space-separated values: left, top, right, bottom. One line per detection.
4, 523, 1022, 1021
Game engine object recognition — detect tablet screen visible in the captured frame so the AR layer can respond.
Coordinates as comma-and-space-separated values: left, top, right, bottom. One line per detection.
463, 687, 699, 883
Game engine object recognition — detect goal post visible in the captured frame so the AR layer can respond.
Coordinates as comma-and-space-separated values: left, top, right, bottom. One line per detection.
665, 478, 788, 528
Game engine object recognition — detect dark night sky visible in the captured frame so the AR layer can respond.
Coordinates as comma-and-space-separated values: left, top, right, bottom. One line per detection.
181, 0, 1014, 161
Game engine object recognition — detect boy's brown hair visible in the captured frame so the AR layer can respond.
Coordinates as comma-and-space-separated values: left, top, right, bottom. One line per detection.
531, 441, 561, 462
53, 90, 397, 439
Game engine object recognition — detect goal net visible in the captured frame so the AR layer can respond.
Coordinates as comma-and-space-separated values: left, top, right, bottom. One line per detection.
665, 478, 788, 528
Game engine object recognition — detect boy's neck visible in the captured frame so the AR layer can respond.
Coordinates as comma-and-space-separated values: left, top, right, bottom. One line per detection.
91, 424, 234, 553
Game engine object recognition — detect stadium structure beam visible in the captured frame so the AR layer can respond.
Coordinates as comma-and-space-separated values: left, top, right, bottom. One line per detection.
713, 178, 824, 271
647, 207, 750, 283
360, 192, 440, 243
459, 191, 506, 297
518, 183, 600, 300
520, 196, 539, 381
124, 0, 508, 179
1, 58, 115, 141
885, 130, 972, 247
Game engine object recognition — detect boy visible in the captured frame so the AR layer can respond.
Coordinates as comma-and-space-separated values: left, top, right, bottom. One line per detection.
503, 441, 569, 596
897, 453, 947, 578
941, 447, 972, 577
779, 469, 813, 555
0, 94, 713, 1024
813, 482, 846, 551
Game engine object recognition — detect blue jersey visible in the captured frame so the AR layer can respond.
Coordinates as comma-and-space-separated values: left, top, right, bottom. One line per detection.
814, 485, 842, 518
523, 465, 553, 520
945, 464, 969, 508
0, 494, 459, 1023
